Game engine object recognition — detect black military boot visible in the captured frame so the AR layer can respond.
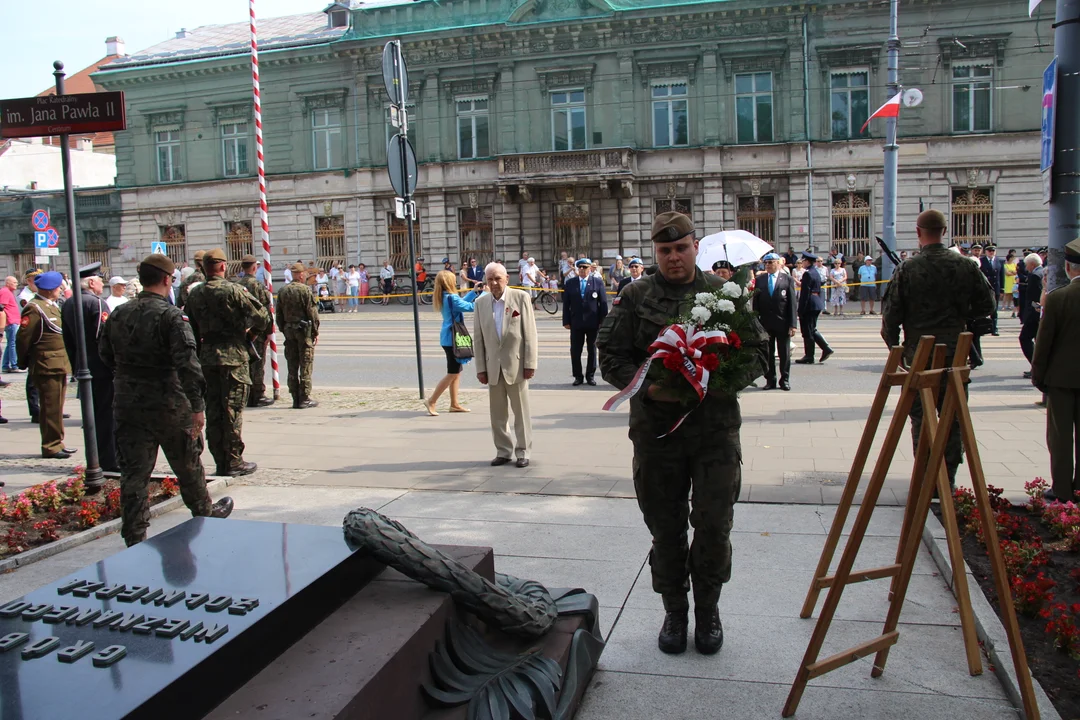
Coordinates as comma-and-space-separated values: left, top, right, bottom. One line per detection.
210, 497, 234, 518
658, 610, 689, 654
298, 398, 319, 409
694, 605, 724, 655
226, 461, 258, 477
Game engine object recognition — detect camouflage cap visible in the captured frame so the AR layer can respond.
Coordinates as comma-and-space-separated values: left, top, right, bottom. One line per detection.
193, 250, 206, 262
203, 248, 227, 263
916, 209, 947, 231
240, 254, 259, 265
139, 254, 176, 275
650, 212, 694, 243
23, 268, 41, 279
291, 262, 307, 273
1065, 238, 1080, 264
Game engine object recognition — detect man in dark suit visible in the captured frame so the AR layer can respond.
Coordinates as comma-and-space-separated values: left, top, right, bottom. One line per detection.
61, 263, 118, 473
1020, 252, 1044, 379
980, 244, 1004, 335
617, 257, 644, 293
794, 252, 833, 365
563, 257, 608, 386
752, 252, 797, 390
1031, 237, 1080, 503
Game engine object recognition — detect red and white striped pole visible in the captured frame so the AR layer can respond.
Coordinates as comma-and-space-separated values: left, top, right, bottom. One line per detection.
250, 0, 280, 400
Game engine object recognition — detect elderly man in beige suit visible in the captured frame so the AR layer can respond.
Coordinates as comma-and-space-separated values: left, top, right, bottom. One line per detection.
473, 262, 538, 468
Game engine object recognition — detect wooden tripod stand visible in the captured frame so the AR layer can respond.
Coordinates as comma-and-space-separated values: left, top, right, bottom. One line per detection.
782, 334, 1038, 719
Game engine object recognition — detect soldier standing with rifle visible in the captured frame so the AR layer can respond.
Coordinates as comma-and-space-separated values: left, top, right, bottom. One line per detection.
100, 254, 233, 546
185, 248, 268, 476
277, 262, 320, 409
235, 254, 275, 408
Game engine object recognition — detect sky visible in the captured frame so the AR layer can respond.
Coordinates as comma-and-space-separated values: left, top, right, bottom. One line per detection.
0, 0, 311, 98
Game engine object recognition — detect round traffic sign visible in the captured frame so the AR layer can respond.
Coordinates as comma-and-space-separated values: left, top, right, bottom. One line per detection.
45, 227, 59, 248
32, 210, 50, 231
382, 41, 408, 106
387, 134, 418, 198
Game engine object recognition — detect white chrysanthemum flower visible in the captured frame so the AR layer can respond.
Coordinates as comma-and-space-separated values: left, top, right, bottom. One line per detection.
715, 299, 736, 314
742, 285, 751, 297
690, 306, 712, 324
721, 282, 742, 298
695, 292, 714, 306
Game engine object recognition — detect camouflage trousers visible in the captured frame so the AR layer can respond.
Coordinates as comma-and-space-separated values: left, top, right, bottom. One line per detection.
116, 418, 212, 546
284, 330, 315, 402
909, 376, 967, 485
630, 427, 743, 612
247, 334, 269, 406
203, 365, 249, 473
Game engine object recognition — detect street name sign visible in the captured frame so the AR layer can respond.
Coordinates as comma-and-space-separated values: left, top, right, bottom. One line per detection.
0, 91, 126, 139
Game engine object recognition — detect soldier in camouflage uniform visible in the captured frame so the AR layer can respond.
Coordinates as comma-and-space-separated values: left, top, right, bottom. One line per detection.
184, 247, 269, 476
176, 249, 206, 309
276, 262, 320, 409
598, 212, 768, 656
235, 254, 275, 407
100, 254, 233, 546
881, 209, 996, 486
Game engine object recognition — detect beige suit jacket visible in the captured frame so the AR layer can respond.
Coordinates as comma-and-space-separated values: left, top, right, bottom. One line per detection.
1032, 278, 1080, 389
473, 288, 538, 385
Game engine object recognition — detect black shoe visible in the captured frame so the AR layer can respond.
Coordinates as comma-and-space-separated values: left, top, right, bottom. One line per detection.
819, 349, 833, 363
0, 417, 6, 424
29, 415, 39, 424
762, 382, 777, 391
572, 378, 584, 386
991, 332, 1000, 336
794, 357, 814, 364
63, 413, 71, 419
210, 497, 234, 519
491, 457, 512, 466
297, 399, 319, 409
658, 611, 689, 654
586, 378, 597, 386
780, 380, 791, 391
225, 461, 258, 477
256, 397, 275, 407
1023, 371, 1032, 379
44, 450, 74, 459
694, 606, 724, 655
516, 458, 530, 468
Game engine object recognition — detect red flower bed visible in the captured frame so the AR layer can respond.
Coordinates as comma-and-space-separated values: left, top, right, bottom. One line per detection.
0, 468, 181, 558
943, 478, 1080, 718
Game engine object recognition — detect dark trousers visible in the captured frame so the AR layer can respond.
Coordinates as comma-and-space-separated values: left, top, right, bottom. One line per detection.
990, 298, 999, 333
910, 374, 966, 485
91, 375, 118, 472
1046, 386, 1080, 500
1018, 285, 1028, 323
570, 326, 599, 381
764, 329, 791, 384
26, 374, 39, 419
798, 311, 831, 360
1019, 316, 1039, 363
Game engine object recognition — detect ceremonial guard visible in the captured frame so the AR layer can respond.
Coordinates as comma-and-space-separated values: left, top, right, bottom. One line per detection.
176, 249, 206, 309
16, 271, 75, 458
276, 263, 320, 409
61, 262, 119, 471
100, 254, 233, 546
19, 269, 42, 423
598, 212, 767, 656
794, 251, 833, 365
184, 248, 268, 476
235, 254, 275, 407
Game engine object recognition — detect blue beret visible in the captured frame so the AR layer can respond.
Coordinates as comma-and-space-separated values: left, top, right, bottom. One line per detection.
34, 271, 63, 291
628, 257, 643, 266
762, 253, 780, 261
575, 258, 592, 267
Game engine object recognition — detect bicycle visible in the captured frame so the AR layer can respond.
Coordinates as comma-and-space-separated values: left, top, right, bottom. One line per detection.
532, 288, 559, 315
417, 277, 435, 306
374, 277, 415, 306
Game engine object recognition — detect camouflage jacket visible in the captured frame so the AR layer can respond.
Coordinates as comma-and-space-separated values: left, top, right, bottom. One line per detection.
177, 270, 205, 308
234, 275, 273, 336
275, 281, 319, 339
100, 291, 206, 416
185, 276, 269, 371
881, 242, 996, 365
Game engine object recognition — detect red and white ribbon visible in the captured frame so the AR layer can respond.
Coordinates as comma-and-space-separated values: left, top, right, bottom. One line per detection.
603, 324, 730, 437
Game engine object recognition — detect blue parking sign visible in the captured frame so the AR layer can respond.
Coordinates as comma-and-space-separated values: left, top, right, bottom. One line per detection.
34, 231, 48, 249
150, 241, 167, 255
1041, 58, 1057, 174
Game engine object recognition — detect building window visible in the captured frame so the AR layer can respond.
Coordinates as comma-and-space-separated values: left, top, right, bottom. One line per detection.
736, 196, 776, 245
652, 83, 689, 148
654, 198, 693, 216
459, 206, 494, 266
457, 97, 490, 160
225, 221, 253, 276
551, 90, 587, 151
221, 121, 249, 177
385, 103, 417, 149
552, 203, 591, 259
312, 108, 342, 170
951, 188, 993, 246
952, 64, 992, 133
387, 213, 423, 271
160, 225, 187, 267
315, 216, 347, 270
735, 73, 774, 143
831, 192, 872, 259
830, 71, 870, 140
82, 229, 111, 277
155, 129, 183, 182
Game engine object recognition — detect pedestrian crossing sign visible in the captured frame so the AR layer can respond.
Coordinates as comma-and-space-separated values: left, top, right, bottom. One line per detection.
150, 241, 167, 255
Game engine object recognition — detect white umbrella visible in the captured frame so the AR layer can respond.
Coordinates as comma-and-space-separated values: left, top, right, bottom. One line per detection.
696, 230, 774, 271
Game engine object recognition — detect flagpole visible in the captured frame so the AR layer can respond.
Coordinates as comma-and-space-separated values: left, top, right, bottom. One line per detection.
881, 0, 900, 281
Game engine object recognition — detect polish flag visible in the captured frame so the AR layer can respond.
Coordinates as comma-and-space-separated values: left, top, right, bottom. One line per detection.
860, 92, 902, 134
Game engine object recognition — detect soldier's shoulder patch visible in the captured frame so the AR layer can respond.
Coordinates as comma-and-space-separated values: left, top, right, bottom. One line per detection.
181, 314, 190, 323
612, 296, 621, 306
100, 311, 109, 324
19, 314, 30, 327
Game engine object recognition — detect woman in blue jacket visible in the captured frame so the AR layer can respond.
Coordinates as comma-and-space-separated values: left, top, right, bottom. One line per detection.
425, 270, 479, 416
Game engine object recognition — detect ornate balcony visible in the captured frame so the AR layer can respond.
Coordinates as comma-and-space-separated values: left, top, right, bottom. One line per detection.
497, 148, 636, 183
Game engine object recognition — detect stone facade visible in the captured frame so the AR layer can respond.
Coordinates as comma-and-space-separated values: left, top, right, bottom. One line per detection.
35, 0, 1050, 281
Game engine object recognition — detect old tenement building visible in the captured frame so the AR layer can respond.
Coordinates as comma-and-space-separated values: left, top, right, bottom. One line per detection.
57, 0, 1050, 278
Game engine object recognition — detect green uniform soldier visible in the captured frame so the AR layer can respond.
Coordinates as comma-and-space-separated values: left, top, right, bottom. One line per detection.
881, 209, 996, 486
598, 212, 768, 656
276, 262, 320, 409
176, 249, 206, 309
235, 254, 275, 407
100, 254, 233, 546
16, 271, 74, 458
185, 247, 269, 476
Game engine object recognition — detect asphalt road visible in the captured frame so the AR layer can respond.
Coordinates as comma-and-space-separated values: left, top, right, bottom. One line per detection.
278, 303, 1034, 398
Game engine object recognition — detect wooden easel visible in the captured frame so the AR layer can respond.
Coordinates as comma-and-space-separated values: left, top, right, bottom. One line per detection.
783, 334, 1039, 719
